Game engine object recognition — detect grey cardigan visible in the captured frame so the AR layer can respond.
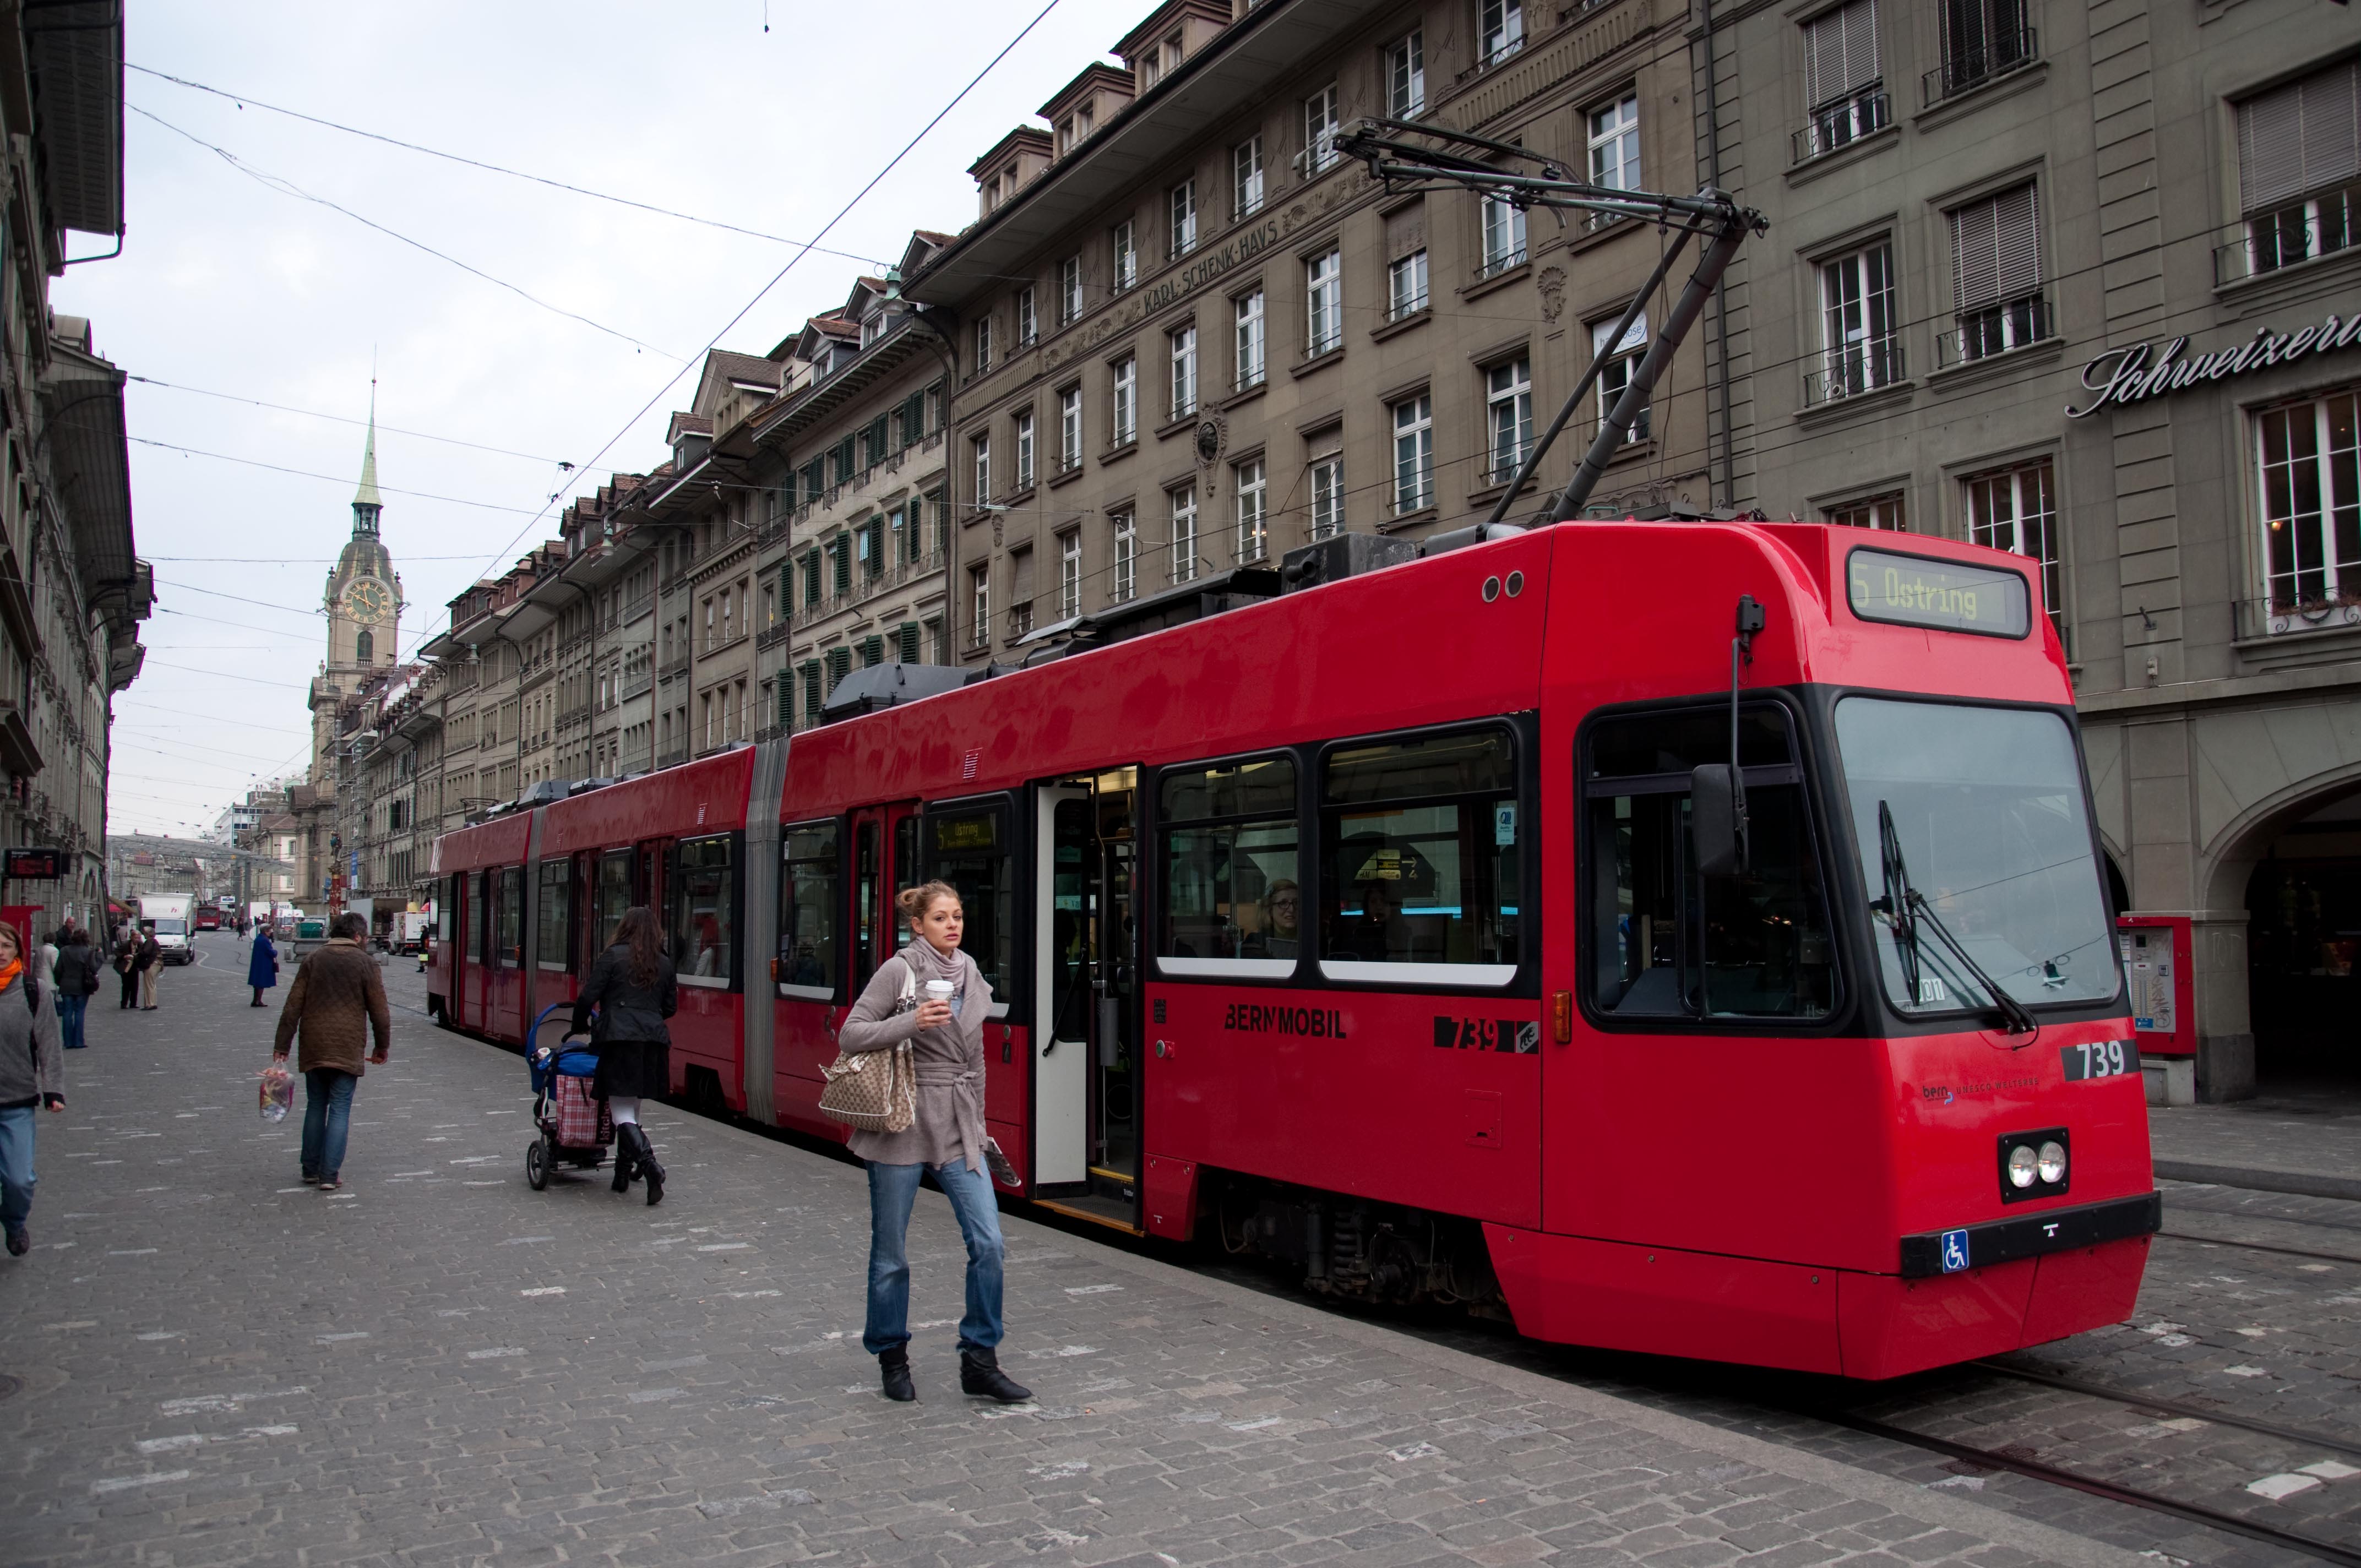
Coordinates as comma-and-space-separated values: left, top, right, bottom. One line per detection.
836, 948, 994, 1172
0, 972, 63, 1109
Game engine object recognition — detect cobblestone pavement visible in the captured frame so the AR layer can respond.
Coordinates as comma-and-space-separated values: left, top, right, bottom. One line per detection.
0, 933, 2160, 1568
2147, 1087, 2361, 1202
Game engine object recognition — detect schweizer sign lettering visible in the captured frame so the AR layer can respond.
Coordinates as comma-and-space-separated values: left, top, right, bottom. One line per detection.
2068, 309, 2361, 418
3, 847, 61, 879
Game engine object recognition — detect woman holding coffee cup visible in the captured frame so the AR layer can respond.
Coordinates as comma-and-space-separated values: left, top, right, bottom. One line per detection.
836, 880, 1031, 1406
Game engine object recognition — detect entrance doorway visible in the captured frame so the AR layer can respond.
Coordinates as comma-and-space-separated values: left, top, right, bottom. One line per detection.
1033, 770, 1140, 1228
2243, 787, 2361, 1086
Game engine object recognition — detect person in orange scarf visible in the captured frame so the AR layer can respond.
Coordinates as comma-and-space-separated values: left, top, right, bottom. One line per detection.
0, 919, 65, 1257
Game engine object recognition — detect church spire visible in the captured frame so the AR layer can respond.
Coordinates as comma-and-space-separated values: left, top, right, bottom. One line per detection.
351, 382, 383, 536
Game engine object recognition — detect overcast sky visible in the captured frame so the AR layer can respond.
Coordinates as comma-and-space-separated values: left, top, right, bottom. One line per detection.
74, 0, 1141, 839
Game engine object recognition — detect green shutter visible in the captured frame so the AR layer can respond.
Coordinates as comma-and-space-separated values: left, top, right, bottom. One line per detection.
774, 676, 793, 729
835, 434, 856, 482
777, 561, 794, 607
801, 660, 823, 724
901, 390, 926, 447
866, 519, 885, 577
826, 646, 852, 690
831, 536, 851, 596
802, 548, 821, 606
867, 414, 889, 466
861, 635, 884, 668
800, 458, 824, 499
897, 622, 921, 663
927, 489, 948, 557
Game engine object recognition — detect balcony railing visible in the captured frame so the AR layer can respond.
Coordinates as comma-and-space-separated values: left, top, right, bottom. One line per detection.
659, 652, 690, 680
1935, 292, 2053, 369
618, 592, 652, 625
1477, 244, 1528, 280
617, 668, 652, 702
2239, 593, 2361, 640
1803, 337, 1907, 405
1233, 365, 1267, 394
1390, 486, 1434, 519
2215, 187, 2361, 286
657, 747, 687, 770
1792, 86, 1891, 164
1484, 447, 1532, 487
1054, 453, 1084, 479
1387, 289, 1429, 323
1301, 329, 1342, 361
756, 622, 791, 651
1921, 28, 2037, 106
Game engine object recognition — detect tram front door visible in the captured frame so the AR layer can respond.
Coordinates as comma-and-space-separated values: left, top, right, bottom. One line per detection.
1033, 772, 1140, 1228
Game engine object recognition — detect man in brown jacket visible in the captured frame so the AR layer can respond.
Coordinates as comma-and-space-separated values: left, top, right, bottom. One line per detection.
271, 913, 391, 1191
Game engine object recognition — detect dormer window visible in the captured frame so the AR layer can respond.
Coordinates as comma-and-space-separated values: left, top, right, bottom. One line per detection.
1141, 55, 1161, 89
862, 311, 886, 348
1078, 106, 1094, 138
1058, 117, 1077, 156
1163, 33, 1184, 74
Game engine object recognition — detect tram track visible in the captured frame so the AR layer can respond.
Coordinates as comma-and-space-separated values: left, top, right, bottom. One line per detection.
1966, 1359, 2361, 1461
2157, 1228, 2361, 1267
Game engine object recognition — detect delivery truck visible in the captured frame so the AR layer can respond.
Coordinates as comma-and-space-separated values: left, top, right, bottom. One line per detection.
135, 894, 197, 965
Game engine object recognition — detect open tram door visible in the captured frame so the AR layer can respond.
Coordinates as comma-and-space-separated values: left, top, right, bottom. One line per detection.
1033, 770, 1141, 1230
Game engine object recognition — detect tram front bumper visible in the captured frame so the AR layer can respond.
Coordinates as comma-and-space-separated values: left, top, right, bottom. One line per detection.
1897, 1191, 2162, 1279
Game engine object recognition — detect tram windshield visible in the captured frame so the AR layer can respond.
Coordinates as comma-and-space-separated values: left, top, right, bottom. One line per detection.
1834, 698, 2117, 1017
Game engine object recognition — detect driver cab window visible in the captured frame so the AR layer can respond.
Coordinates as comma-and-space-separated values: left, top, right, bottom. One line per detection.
1585, 705, 1835, 1021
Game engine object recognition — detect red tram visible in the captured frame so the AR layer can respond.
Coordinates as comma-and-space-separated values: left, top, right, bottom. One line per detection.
429, 519, 2156, 1379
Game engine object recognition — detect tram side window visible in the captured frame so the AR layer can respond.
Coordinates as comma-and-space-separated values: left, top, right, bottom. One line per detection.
779, 820, 840, 999
1585, 705, 1835, 1021
536, 858, 573, 970
495, 867, 523, 967
1320, 728, 1520, 981
668, 834, 736, 983
594, 850, 632, 950
925, 806, 1012, 999
1159, 754, 1299, 972
440, 875, 459, 944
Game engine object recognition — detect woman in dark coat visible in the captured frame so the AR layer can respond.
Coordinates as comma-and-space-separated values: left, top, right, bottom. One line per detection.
569, 906, 676, 1204
247, 925, 279, 1008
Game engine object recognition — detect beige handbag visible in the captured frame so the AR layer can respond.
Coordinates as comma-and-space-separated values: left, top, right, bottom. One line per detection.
817, 960, 918, 1134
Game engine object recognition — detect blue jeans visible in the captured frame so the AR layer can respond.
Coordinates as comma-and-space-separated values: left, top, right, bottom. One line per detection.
0, 1104, 36, 1231
56, 992, 87, 1050
301, 1069, 357, 1180
862, 1158, 1005, 1355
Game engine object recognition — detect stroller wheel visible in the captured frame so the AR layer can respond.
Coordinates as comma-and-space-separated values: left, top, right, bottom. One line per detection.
525, 1138, 550, 1191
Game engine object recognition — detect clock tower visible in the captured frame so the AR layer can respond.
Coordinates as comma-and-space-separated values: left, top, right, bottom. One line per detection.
307, 398, 407, 792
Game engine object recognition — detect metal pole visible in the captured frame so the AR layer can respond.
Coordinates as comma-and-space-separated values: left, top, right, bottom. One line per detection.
1483, 225, 1698, 528
1551, 215, 1750, 522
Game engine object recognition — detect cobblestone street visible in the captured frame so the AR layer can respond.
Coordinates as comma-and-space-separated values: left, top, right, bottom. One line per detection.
0, 934, 2162, 1568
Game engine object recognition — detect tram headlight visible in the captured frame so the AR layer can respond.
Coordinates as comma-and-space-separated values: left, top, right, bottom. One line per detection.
2006, 1144, 2039, 1188
2037, 1140, 2068, 1184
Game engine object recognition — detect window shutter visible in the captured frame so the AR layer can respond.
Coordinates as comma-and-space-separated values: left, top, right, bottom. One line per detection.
801, 660, 823, 723
897, 622, 921, 663
1385, 198, 1427, 259
2238, 59, 2361, 214
1949, 182, 2038, 309
774, 676, 793, 729
868, 414, 889, 463
826, 646, 852, 688
777, 562, 794, 606
902, 390, 926, 445
867, 518, 885, 574
1803, 0, 1878, 110
860, 635, 884, 668
832, 537, 851, 596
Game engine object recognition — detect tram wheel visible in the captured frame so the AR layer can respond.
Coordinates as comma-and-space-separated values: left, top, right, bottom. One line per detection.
525, 1139, 550, 1191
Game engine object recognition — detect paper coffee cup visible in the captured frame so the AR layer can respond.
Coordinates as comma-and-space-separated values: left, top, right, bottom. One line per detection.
924, 980, 956, 1001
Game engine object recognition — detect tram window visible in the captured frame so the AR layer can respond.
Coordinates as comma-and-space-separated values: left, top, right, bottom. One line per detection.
594, 850, 632, 950
925, 806, 1012, 998
535, 858, 573, 970
779, 819, 840, 1000
1585, 705, 1835, 1021
668, 834, 737, 984
495, 867, 523, 967
440, 875, 458, 943
1319, 729, 1519, 984
1158, 754, 1298, 977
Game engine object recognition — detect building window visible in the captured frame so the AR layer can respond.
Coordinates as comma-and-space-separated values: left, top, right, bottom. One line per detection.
1234, 289, 1266, 391
1388, 249, 1429, 322
1593, 315, 1651, 442
1014, 410, 1036, 491
2234, 61, 2361, 282
1305, 247, 1342, 357
1588, 95, 1640, 192
1945, 183, 2049, 364
1236, 457, 1268, 562
2257, 392, 2361, 619
1826, 492, 1907, 531
1934, 0, 2032, 102
1964, 458, 2061, 640
355, 629, 373, 663
1057, 529, 1082, 619
1059, 386, 1084, 473
1112, 220, 1138, 291
1170, 179, 1198, 259
1112, 355, 1138, 446
1487, 357, 1533, 486
1304, 84, 1340, 176
1171, 484, 1199, 584
974, 313, 993, 371
1170, 323, 1199, 419
1481, 0, 1524, 67
1016, 286, 1037, 347
1234, 137, 1264, 220
1060, 255, 1083, 324
1480, 194, 1526, 277
1112, 510, 1138, 602
1798, 0, 1886, 161
1391, 393, 1434, 515
970, 565, 991, 649
971, 433, 992, 503
1815, 242, 1901, 401
1309, 431, 1343, 539
1387, 30, 1426, 118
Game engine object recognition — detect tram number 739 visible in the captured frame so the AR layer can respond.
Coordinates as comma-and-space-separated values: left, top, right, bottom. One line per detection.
2060, 1039, 2138, 1082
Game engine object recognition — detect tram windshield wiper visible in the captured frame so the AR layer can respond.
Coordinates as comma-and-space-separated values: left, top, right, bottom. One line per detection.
1873, 800, 2038, 1036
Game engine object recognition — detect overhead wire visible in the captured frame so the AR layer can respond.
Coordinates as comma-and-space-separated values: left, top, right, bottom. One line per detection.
127, 375, 571, 466
130, 437, 546, 513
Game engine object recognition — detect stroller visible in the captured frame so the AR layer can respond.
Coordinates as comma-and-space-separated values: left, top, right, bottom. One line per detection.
524, 1004, 612, 1190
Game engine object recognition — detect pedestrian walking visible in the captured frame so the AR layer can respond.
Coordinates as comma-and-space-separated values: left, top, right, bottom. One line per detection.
568, 906, 673, 1205
135, 928, 161, 1010
270, 913, 390, 1191
50, 928, 97, 1050
36, 929, 57, 991
837, 881, 1031, 1406
112, 927, 137, 1010
248, 925, 279, 1008
0, 920, 66, 1256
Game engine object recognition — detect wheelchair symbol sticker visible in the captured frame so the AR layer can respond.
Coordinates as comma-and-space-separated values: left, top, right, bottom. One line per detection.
1940, 1229, 1970, 1273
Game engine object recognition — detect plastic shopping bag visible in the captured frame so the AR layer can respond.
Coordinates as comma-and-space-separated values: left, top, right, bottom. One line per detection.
259, 1062, 294, 1123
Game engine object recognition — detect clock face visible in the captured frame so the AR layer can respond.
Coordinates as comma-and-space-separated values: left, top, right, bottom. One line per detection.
344, 579, 391, 623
